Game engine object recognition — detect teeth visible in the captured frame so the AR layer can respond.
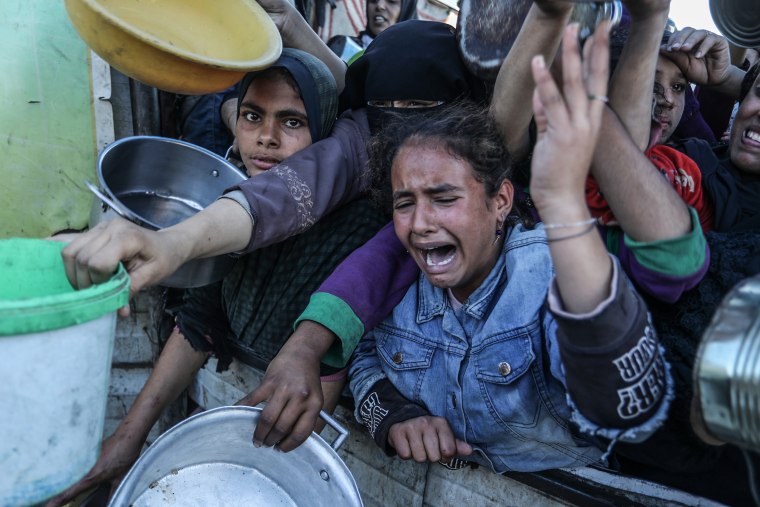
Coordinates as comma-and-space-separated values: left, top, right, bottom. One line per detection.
746, 130, 760, 143
425, 248, 455, 267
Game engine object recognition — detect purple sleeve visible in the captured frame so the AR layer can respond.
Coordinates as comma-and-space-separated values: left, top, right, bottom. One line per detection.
227, 109, 371, 252
318, 222, 420, 332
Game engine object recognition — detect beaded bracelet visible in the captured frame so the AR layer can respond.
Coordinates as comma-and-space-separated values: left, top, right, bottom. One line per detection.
542, 217, 597, 230
546, 223, 597, 242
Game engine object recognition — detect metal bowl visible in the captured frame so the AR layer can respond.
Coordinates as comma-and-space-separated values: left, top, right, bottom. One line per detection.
89, 136, 247, 288
109, 407, 363, 506
64, 0, 282, 94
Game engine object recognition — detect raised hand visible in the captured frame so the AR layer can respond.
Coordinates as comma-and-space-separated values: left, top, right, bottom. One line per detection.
662, 27, 731, 87
529, 21, 610, 211
388, 416, 473, 463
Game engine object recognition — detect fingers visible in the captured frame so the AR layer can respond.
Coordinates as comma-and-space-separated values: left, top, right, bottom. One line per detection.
242, 376, 322, 451
61, 222, 114, 290
666, 27, 724, 58
389, 417, 462, 463
456, 438, 473, 456
561, 24, 586, 119
531, 54, 569, 130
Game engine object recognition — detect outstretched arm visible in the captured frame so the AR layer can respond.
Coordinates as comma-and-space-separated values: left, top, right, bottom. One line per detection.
529, 22, 612, 312
490, 1, 573, 162
530, 22, 670, 435
62, 198, 252, 312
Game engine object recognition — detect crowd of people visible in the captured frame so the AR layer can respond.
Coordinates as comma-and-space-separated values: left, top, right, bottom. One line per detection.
48, 0, 760, 505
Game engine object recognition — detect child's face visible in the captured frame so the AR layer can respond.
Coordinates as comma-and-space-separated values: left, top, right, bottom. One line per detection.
652, 56, 687, 144
236, 73, 312, 178
391, 143, 511, 302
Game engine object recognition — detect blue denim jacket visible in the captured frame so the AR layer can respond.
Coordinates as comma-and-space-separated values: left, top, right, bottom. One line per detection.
349, 224, 667, 473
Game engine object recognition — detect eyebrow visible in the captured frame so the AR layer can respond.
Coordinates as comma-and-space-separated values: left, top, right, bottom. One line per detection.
392, 183, 460, 201
239, 102, 308, 121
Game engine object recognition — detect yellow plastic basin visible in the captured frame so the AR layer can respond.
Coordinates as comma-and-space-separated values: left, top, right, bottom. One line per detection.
65, 0, 282, 95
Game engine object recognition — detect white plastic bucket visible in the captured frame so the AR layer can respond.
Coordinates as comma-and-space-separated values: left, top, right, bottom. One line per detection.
0, 238, 129, 506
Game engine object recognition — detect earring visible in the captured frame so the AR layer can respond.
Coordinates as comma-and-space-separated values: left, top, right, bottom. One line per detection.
493, 216, 505, 246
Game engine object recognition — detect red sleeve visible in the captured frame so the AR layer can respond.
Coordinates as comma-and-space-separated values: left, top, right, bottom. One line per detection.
645, 145, 714, 233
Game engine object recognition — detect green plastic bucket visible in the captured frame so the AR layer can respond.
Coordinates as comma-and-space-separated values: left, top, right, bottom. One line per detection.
0, 238, 129, 506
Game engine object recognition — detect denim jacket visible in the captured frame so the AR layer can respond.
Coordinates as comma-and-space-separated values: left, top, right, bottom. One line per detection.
349, 224, 671, 473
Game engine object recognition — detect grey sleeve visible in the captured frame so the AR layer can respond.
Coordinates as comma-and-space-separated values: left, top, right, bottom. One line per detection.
226, 109, 371, 252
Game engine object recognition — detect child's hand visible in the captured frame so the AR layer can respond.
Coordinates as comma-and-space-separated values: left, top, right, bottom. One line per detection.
388, 416, 472, 463
529, 21, 610, 214
662, 27, 731, 88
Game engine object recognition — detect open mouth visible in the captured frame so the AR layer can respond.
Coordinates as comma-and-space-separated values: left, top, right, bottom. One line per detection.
373, 15, 387, 23
421, 245, 456, 267
744, 128, 760, 144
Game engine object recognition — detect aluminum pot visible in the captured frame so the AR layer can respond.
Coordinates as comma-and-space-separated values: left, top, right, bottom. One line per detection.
108, 406, 363, 506
89, 136, 247, 288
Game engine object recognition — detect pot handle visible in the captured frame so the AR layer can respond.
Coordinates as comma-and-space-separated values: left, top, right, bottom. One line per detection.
84, 180, 144, 226
319, 410, 349, 451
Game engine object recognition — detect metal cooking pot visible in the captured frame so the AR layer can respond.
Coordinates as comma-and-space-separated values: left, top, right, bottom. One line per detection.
693, 274, 760, 452
108, 406, 363, 506
89, 136, 247, 288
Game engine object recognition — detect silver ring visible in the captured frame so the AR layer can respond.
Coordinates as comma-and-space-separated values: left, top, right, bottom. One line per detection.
588, 94, 609, 103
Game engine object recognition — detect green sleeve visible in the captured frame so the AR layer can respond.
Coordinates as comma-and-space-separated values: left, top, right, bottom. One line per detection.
294, 292, 365, 368
622, 207, 707, 276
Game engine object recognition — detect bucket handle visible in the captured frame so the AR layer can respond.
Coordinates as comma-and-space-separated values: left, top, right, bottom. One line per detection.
319, 410, 349, 451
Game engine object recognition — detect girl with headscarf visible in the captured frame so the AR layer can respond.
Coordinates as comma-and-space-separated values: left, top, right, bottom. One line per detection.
327, 0, 418, 63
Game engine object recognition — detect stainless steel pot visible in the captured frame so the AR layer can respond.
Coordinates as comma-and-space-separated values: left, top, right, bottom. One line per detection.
89, 136, 247, 288
108, 406, 363, 506
693, 274, 760, 452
